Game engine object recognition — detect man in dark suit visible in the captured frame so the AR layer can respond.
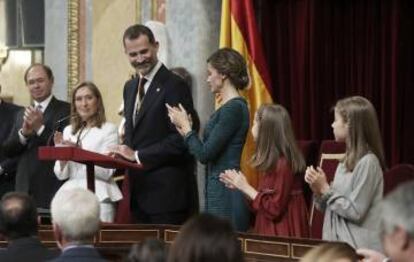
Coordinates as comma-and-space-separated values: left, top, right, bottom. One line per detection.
109, 24, 197, 224
0, 85, 23, 198
3, 64, 70, 209
50, 188, 106, 262
0, 192, 59, 262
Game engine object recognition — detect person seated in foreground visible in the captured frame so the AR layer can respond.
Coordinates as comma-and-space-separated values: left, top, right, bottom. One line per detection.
0, 192, 59, 262
127, 238, 166, 262
167, 213, 244, 262
357, 181, 414, 262
50, 188, 106, 261
300, 242, 360, 262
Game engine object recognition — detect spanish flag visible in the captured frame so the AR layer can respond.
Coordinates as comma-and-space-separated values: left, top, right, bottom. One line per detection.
220, 0, 273, 188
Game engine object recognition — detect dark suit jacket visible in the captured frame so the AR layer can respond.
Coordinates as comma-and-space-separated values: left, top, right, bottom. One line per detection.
50, 246, 106, 262
123, 65, 196, 216
0, 236, 59, 262
3, 97, 70, 208
0, 101, 22, 197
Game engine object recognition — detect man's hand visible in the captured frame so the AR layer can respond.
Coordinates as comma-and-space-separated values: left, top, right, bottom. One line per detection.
107, 145, 136, 162
22, 106, 44, 135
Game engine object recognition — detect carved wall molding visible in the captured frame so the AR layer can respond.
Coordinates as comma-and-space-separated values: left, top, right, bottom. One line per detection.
67, 0, 80, 97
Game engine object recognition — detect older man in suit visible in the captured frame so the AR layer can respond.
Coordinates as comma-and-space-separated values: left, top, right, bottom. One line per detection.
3, 64, 70, 209
50, 188, 105, 262
0, 85, 23, 198
109, 24, 197, 224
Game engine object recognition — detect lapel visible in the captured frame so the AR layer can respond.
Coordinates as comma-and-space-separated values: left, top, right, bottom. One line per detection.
133, 65, 168, 129
126, 77, 139, 130
42, 96, 58, 125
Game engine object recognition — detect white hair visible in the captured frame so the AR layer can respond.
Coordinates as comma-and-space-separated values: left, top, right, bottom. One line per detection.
382, 181, 414, 239
51, 188, 100, 242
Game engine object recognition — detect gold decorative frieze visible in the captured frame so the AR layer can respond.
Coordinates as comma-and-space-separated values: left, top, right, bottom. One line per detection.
68, 0, 80, 96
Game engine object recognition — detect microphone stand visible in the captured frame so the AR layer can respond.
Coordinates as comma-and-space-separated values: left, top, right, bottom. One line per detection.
47, 114, 74, 146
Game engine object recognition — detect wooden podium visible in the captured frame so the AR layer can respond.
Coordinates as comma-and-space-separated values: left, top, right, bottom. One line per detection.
38, 146, 142, 193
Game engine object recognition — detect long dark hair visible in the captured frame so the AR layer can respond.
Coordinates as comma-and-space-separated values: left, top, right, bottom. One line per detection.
334, 96, 385, 171
251, 104, 305, 174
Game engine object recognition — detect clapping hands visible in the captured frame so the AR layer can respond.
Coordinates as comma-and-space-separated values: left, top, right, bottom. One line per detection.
166, 103, 192, 136
219, 169, 247, 190
304, 166, 330, 196
53, 131, 78, 147
21, 106, 44, 136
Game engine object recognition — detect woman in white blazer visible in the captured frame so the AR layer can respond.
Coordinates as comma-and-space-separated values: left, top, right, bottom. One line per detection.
54, 81, 122, 222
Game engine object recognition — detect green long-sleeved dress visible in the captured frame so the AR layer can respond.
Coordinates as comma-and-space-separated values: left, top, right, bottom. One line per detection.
184, 97, 250, 231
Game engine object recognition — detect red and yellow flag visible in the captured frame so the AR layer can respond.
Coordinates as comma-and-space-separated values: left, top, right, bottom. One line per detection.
220, 0, 273, 188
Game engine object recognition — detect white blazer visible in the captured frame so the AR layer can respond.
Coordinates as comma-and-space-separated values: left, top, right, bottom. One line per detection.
54, 122, 123, 202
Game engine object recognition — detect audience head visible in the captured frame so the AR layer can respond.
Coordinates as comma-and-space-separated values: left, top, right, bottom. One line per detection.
24, 63, 54, 103
128, 238, 166, 262
0, 192, 38, 240
70, 81, 106, 134
380, 181, 414, 261
333, 96, 385, 171
300, 242, 359, 262
167, 213, 243, 262
123, 24, 159, 76
251, 104, 305, 174
207, 48, 249, 91
51, 188, 100, 247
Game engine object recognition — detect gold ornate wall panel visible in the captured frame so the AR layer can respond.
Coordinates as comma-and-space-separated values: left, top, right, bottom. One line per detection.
67, 0, 80, 97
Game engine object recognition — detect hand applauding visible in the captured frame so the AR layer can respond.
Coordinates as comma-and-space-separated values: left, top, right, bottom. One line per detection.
21, 106, 44, 136
304, 166, 330, 196
219, 169, 258, 200
166, 103, 192, 136
53, 131, 78, 147
219, 169, 246, 190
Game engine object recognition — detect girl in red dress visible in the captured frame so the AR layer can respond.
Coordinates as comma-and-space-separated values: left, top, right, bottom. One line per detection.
220, 104, 309, 237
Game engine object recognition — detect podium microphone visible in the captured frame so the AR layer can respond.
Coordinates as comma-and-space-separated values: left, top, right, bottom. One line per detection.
55, 114, 74, 127
47, 114, 75, 146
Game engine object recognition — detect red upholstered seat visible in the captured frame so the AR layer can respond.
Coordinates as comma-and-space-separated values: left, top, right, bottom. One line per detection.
383, 164, 414, 196
309, 140, 346, 239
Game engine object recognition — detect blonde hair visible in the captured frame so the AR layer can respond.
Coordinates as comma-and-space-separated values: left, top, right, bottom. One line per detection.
251, 104, 305, 174
70, 81, 106, 134
335, 96, 385, 171
300, 242, 359, 262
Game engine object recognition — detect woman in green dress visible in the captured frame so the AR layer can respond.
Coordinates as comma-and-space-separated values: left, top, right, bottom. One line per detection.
167, 48, 250, 231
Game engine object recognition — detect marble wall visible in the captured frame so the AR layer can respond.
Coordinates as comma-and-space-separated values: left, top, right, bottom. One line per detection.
44, 0, 68, 101
166, 0, 221, 210
91, 0, 137, 124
